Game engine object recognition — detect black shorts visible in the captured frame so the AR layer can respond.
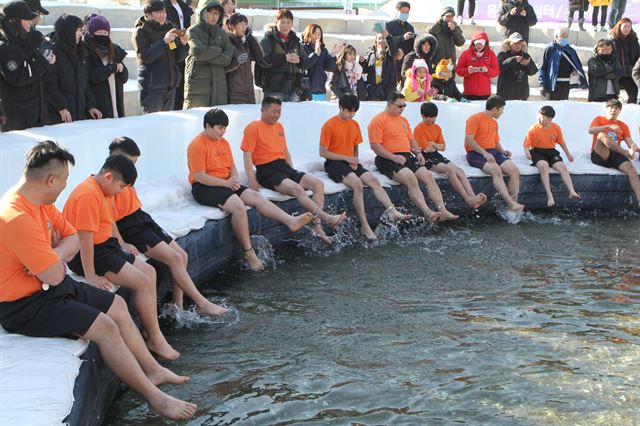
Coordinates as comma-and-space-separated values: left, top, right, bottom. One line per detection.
116, 209, 173, 253
375, 152, 423, 179
255, 159, 306, 190
0, 276, 115, 339
324, 159, 368, 183
591, 150, 630, 170
530, 148, 563, 167
192, 182, 247, 208
422, 151, 450, 170
68, 237, 136, 277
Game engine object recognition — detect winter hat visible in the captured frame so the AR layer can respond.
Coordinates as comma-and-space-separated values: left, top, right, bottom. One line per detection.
87, 15, 110, 35
2, 1, 38, 20
25, 0, 48, 15
507, 32, 524, 43
441, 6, 455, 17
412, 58, 429, 71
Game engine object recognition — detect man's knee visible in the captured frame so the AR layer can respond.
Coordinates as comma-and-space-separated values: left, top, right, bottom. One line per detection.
88, 312, 119, 339
347, 176, 364, 192
537, 161, 550, 171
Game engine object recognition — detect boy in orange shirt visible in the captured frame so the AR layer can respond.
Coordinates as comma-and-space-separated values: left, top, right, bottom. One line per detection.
189, 108, 312, 271
465, 95, 524, 212
588, 99, 640, 204
242, 96, 345, 244
367, 92, 458, 222
109, 137, 228, 316
414, 102, 487, 209
523, 105, 580, 207
0, 141, 196, 420
319, 94, 410, 240
63, 155, 180, 361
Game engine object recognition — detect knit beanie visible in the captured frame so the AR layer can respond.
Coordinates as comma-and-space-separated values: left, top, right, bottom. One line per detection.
87, 15, 110, 34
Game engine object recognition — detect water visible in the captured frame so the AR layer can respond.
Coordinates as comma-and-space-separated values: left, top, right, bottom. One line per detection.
105, 212, 640, 425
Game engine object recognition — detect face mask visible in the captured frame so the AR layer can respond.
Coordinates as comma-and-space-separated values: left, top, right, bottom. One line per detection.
600, 53, 612, 60
558, 38, 569, 47
398, 12, 409, 22
92, 34, 110, 46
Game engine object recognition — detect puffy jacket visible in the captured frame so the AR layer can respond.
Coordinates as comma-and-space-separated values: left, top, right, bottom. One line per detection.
497, 0, 537, 43
363, 42, 397, 101
225, 27, 267, 104
84, 37, 128, 118
612, 35, 640, 78
455, 31, 499, 97
496, 41, 538, 100
428, 19, 465, 66
132, 16, 187, 92
587, 52, 623, 101
401, 33, 437, 77
538, 41, 587, 92
259, 25, 310, 95
300, 42, 336, 96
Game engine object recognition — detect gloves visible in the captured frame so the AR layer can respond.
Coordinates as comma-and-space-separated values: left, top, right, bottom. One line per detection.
237, 52, 249, 64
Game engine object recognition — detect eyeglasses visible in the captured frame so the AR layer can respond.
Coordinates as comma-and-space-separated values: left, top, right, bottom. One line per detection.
394, 103, 407, 109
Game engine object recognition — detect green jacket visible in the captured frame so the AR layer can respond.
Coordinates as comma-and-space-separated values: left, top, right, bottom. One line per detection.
183, 0, 233, 108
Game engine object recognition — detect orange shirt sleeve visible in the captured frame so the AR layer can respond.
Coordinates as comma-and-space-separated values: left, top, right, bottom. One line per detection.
240, 122, 258, 153
523, 126, 535, 148
367, 115, 384, 145
435, 125, 445, 148
621, 122, 631, 139
355, 121, 363, 146
555, 124, 565, 146
403, 117, 413, 140
7, 214, 60, 277
69, 193, 101, 233
48, 205, 76, 238
466, 114, 479, 136
188, 135, 207, 175
319, 120, 333, 148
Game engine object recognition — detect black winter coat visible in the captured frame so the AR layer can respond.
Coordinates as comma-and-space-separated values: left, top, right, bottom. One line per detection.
329, 67, 367, 100
587, 53, 623, 101
497, 47, 538, 100
132, 16, 188, 92
301, 42, 336, 96
84, 39, 128, 118
401, 33, 438, 76
613, 36, 640, 78
259, 26, 310, 94
363, 45, 397, 101
164, 0, 193, 30
225, 29, 267, 104
428, 19, 465, 66
497, 0, 538, 43
385, 19, 415, 58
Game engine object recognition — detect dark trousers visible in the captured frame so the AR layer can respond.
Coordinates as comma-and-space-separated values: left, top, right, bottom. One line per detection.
608, 0, 627, 28
546, 82, 571, 100
619, 76, 638, 104
174, 62, 186, 110
569, 1, 588, 20
592, 6, 608, 26
140, 88, 176, 114
457, 0, 475, 17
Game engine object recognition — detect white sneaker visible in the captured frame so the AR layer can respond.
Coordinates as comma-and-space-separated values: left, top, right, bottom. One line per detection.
469, 17, 475, 25
456, 15, 463, 25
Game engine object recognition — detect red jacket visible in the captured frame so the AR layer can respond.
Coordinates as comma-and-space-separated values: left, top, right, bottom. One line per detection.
455, 31, 499, 97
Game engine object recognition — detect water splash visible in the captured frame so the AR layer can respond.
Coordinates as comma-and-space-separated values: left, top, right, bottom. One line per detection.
159, 301, 239, 329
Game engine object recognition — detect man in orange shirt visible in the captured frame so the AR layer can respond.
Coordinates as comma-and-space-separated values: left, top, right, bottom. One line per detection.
109, 137, 228, 316
367, 92, 458, 222
414, 102, 487, 210
242, 96, 345, 244
523, 105, 580, 207
588, 99, 640, 204
63, 155, 179, 361
189, 108, 312, 270
319, 94, 410, 240
0, 141, 196, 421
465, 95, 524, 212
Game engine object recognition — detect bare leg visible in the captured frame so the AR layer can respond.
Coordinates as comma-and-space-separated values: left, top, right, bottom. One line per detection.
416, 167, 459, 220
220, 194, 263, 271
341, 172, 376, 240
392, 168, 441, 222
535, 160, 555, 207
145, 242, 227, 316
501, 160, 521, 202
482, 162, 524, 211
552, 161, 580, 199
171, 283, 184, 310
432, 163, 486, 208
105, 259, 180, 360
618, 161, 640, 203
239, 189, 312, 232
275, 178, 345, 228
360, 172, 411, 221
82, 309, 196, 420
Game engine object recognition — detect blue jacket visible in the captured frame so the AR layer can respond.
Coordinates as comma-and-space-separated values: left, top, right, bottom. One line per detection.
538, 41, 587, 91
301, 43, 336, 94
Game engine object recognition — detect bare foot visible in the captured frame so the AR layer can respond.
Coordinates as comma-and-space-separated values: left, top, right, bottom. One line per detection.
386, 207, 412, 222
149, 393, 197, 420
361, 226, 377, 241
311, 223, 332, 245
547, 196, 555, 207
439, 210, 460, 221
509, 202, 525, 212
147, 336, 181, 361
424, 210, 441, 223
148, 366, 190, 386
289, 212, 313, 233
170, 301, 184, 311
243, 248, 264, 272
569, 191, 581, 200
197, 300, 228, 316
468, 193, 487, 209
327, 212, 346, 229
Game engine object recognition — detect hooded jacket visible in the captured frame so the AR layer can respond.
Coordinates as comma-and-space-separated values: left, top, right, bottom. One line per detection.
363, 38, 398, 101
132, 15, 187, 95
428, 18, 465, 66
0, 16, 49, 131
455, 32, 499, 97
401, 33, 437, 77
497, 0, 537, 43
225, 27, 267, 104
183, 0, 233, 108
46, 15, 97, 123
259, 24, 310, 95
587, 50, 623, 101
538, 40, 587, 92
83, 36, 128, 118
496, 39, 538, 100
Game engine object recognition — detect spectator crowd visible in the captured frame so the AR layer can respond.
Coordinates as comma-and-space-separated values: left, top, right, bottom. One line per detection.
0, 0, 639, 132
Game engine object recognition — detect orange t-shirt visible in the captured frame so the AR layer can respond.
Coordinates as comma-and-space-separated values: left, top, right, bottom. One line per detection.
319, 115, 363, 157
523, 123, 565, 150
464, 112, 499, 152
590, 116, 631, 150
413, 122, 446, 152
187, 132, 235, 183
367, 112, 413, 153
0, 189, 76, 302
63, 176, 115, 244
240, 120, 288, 166
114, 186, 142, 221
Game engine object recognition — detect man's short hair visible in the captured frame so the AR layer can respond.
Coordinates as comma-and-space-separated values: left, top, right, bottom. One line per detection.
485, 95, 506, 111
109, 136, 141, 157
538, 105, 555, 118
338, 93, 360, 112
262, 96, 282, 109
143, 0, 164, 14
25, 140, 75, 180
275, 8, 293, 21
206, 3, 224, 15
553, 26, 568, 38
420, 102, 438, 118
605, 98, 622, 109
203, 108, 229, 128
595, 38, 613, 51
227, 12, 248, 26
99, 154, 137, 186
396, 1, 411, 10
387, 91, 405, 104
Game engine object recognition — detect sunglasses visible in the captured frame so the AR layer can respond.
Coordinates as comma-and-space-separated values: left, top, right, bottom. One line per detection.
394, 103, 407, 109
